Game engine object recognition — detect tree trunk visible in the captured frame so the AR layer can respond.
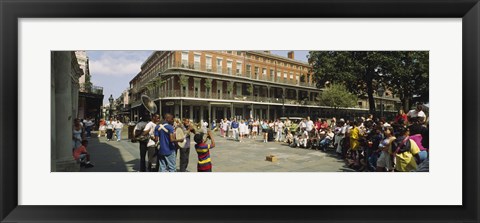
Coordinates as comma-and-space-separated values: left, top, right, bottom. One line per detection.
366, 72, 376, 115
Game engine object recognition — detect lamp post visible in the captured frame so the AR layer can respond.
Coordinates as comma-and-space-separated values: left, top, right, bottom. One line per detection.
108, 94, 114, 119
377, 85, 385, 118
282, 93, 285, 117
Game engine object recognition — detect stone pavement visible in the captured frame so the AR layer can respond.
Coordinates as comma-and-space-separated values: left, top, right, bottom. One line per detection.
81, 127, 354, 172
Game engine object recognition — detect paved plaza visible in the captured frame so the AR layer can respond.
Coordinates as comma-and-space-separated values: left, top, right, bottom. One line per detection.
81, 127, 354, 172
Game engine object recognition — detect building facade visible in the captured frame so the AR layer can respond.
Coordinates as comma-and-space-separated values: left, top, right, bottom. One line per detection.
76, 51, 104, 120
129, 51, 400, 123
51, 51, 84, 171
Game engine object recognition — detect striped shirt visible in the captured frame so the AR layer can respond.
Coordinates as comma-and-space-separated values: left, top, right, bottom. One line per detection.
195, 143, 214, 172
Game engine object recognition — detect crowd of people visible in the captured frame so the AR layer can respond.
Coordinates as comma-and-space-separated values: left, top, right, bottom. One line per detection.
71, 103, 429, 173
210, 103, 429, 172
132, 113, 216, 172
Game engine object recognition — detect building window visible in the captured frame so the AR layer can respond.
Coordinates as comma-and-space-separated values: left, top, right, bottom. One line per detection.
181, 51, 189, 67
195, 87, 199, 98
262, 68, 267, 80
284, 72, 287, 79
236, 51, 242, 56
194, 54, 201, 70
246, 64, 251, 77
227, 51, 233, 54
206, 56, 212, 71
270, 69, 275, 81
236, 62, 242, 75
227, 61, 233, 75
254, 66, 259, 79
358, 102, 363, 107
216, 58, 223, 73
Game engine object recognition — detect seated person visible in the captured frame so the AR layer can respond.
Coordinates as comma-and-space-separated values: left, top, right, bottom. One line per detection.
320, 128, 335, 151
299, 130, 309, 148
284, 130, 294, 145
73, 139, 94, 168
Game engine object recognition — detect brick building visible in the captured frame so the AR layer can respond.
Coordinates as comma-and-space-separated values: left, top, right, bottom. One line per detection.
129, 51, 399, 123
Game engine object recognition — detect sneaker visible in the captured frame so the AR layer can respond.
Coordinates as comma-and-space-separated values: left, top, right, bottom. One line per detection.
85, 163, 94, 168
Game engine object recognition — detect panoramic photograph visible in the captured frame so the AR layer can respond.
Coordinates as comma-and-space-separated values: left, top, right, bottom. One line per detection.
51, 50, 429, 172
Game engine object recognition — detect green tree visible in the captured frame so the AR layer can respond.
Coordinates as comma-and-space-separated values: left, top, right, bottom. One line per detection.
381, 51, 429, 110
309, 51, 400, 114
317, 83, 357, 109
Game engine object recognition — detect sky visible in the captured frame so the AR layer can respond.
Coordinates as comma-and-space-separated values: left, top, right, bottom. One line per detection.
86, 50, 309, 105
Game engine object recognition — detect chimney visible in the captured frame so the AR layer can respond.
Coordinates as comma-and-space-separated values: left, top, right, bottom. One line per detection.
288, 51, 295, 59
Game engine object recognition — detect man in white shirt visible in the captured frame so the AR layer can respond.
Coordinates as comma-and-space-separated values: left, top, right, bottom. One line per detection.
299, 119, 307, 132
133, 115, 149, 172
83, 117, 94, 138
306, 116, 314, 132
144, 114, 160, 172
407, 104, 427, 124
276, 120, 284, 142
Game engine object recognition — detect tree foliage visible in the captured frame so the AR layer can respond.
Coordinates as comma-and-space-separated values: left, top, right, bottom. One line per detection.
381, 51, 429, 110
308, 51, 429, 113
317, 83, 357, 109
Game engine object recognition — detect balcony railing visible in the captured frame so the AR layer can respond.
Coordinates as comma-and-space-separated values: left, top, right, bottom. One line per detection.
157, 89, 319, 106
169, 61, 316, 87
79, 83, 103, 95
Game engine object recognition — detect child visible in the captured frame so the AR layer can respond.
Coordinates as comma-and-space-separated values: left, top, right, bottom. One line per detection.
73, 140, 94, 168
194, 130, 216, 172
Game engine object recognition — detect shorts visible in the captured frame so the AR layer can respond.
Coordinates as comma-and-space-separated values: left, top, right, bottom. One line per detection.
377, 151, 393, 170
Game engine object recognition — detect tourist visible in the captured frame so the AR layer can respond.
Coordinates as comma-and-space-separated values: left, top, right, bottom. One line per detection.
349, 120, 361, 166
298, 128, 309, 148
98, 118, 106, 137
83, 117, 94, 138
284, 118, 291, 137
221, 118, 228, 138
145, 114, 160, 172
376, 126, 395, 172
276, 119, 284, 142
392, 126, 421, 172
306, 116, 314, 133
395, 109, 408, 124
73, 139, 94, 168
299, 118, 307, 132
285, 130, 294, 145
106, 117, 114, 141
133, 114, 149, 172
72, 118, 85, 151
194, 130, 216, 172
155, 113, 184, 172
114, 118, 124, 141
239, 120, 247, 142
319, 127, 334, 152
407, 103, 427, 124
231, 118, 239, 141
252, 119, 259, 139
262, 120, 269, 143
178, 118, 195, 172
334, 119, 346, 156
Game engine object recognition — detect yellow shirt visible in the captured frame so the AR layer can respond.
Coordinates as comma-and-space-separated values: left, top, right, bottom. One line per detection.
350, 127, 360, 150
395, 139, 420, 172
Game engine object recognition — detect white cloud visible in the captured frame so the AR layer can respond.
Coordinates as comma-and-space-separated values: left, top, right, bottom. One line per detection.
88, 51, 152, 77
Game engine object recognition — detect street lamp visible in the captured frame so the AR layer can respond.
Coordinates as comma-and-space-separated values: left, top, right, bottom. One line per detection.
108, 94, 114, 119
377, 85, 385, 118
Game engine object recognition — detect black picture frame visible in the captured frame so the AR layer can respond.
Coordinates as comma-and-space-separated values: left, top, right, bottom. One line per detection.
1, 0, 479, 222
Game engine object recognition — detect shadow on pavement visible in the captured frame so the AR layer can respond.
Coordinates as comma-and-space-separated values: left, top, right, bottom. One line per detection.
80, 135, 129, 172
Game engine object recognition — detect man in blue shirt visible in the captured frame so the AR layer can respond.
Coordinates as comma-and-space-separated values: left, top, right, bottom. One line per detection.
155, 113, 184, 172
231, 118, 239, 141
